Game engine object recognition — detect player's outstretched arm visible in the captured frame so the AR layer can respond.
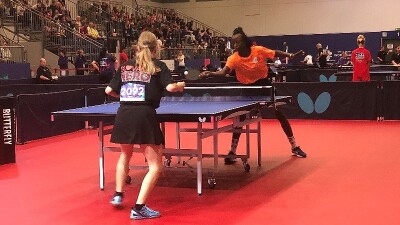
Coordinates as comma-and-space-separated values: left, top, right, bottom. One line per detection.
274, 50, 304, 59
166, 81, 185, 92
199, 66, 231, 78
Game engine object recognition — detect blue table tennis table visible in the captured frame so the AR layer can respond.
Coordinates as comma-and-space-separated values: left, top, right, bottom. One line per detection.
52, 86, 292, 195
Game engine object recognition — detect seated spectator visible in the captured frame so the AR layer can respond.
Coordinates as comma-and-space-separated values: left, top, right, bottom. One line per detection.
301, 55, 313, 66
0, 40, 12, 62
273, 57, 282, 67
391, 46, 400, 67
75, 16, 82, 28
385, 49, 394, 64
80, 21, 88, 35
337, 52, 351, 66
87, 22, 101, 40
377, 46, 386, 65
36, 58, 57, 83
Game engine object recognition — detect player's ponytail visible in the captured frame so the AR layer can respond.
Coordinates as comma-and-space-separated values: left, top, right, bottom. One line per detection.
136, 31, 157, 75
233, 27, 252, 49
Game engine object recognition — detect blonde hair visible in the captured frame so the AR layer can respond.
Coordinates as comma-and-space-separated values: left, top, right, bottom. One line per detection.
357, 35, 365, 41
136, 31, 158, 75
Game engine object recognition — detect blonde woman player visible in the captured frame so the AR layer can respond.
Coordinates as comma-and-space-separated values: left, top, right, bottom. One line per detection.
105, 31, 185, 220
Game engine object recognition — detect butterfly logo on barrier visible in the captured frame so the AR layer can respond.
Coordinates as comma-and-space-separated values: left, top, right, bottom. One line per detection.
198, 117, 206, 122
320, 74, 337, 82
297, 92, 331, 114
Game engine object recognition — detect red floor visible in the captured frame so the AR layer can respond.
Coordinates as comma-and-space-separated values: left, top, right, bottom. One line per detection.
1, 120, 400, 225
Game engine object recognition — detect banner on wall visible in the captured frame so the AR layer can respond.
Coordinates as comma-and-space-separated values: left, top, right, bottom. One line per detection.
271, 82, 378, 120
382, 81, 400, 120
0, 97, 16, 165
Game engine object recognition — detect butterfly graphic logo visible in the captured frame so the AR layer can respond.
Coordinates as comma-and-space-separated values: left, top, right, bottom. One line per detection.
319, 74, 337, 82
297, 92, 331, 114
198, 117, 206, 122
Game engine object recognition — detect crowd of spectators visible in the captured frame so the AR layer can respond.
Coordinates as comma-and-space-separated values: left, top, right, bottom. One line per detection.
1, 0, 230, 74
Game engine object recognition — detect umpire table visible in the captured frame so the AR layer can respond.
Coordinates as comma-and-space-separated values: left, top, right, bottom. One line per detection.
51, 86, 292, 195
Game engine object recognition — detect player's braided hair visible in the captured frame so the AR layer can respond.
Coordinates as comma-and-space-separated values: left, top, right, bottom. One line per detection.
233, 27, 252, 50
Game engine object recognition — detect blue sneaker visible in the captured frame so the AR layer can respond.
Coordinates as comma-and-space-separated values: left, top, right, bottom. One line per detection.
130, 205, 161, 220
110, 195, 123, 206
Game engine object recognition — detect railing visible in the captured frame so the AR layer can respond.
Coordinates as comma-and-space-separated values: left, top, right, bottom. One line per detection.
159, 47, 219, 61
137, 5, 228, 38
6, 0, 104, 62
1, 32, 28, 63
0, 45, 27, 63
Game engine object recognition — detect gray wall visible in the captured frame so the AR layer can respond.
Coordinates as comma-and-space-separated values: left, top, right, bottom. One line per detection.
136, 0, 399, 36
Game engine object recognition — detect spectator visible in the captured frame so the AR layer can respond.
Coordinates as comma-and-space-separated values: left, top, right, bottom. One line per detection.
175, 49, 185, 77
91, 47, 116, 84
119, 46, 128, 65
75, 16, 82, 29
87, 22, 100, 40
74, 48, 86, 75
123, 20, 133, 46
385, 49, 394, 64
337, 52, 351, 66
0, 40, 12, 62
36, 58, 56, 83
58, 49, 69, 76
377, 46, 386, 65
301, 54, 313, 66
130, 43, 139, 59
316, 43, 327, 68
390, 45, 400, 67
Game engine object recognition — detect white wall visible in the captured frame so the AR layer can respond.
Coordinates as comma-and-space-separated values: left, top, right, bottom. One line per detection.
135, 0, 400, 36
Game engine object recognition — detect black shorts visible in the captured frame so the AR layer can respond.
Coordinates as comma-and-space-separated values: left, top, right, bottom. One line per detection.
110, 104, 164, 145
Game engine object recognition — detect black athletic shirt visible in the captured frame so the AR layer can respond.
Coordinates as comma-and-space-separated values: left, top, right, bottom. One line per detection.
108, 59, 173, 108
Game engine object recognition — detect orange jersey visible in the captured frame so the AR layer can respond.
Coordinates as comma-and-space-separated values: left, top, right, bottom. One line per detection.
225, 46, 275, 84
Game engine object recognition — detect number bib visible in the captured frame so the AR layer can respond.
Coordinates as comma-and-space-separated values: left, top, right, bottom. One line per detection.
120, 83, 145, 102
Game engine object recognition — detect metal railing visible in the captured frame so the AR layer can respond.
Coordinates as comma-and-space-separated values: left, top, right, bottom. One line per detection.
1, 33, 28, 63
159, 47, 219, 61
136, 5, 228, 38
6, 0, 104, 62
0, 45, 27, 63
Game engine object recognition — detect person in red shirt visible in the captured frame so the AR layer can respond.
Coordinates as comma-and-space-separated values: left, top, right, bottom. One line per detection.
200, 27, 307, 163
351, 35, 372, 81
119, 46, 129, 65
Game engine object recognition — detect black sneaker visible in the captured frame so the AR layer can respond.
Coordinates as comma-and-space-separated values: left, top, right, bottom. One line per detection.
130, 205, 161, 220
224, 151, 237, 165
292, 146, 307, 158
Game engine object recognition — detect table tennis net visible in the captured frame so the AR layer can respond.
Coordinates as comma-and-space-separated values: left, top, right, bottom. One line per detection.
164, 86, 274, 99
161, 95, 272, 102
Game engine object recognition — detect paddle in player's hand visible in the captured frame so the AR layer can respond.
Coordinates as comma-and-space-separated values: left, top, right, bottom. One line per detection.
185, 69, 208, 81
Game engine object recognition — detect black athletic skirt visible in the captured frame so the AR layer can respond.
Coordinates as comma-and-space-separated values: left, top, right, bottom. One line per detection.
110, 104, 164, 145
